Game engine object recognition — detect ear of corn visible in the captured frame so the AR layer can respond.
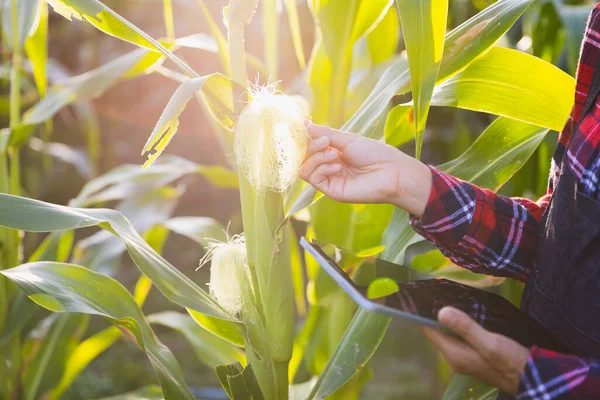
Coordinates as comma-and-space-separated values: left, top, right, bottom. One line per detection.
233, 87, 309, 399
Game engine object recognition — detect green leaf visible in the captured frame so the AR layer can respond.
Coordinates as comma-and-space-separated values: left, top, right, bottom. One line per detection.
2, 0, 43, 50
0, 193, 236, 322
71, 155, 197, 207
215, 361, 265, 400
431, 47, 575, 132
309, 0, 392, 126
559, 5, 594, 75
142, 74, 236, 168
92, 385, 164, 400
188, 309, 246, 348
162, 216, 226, 248
148, 311, 245, 368
442, 375, 498, 400
24, 1, 48, 96
283, 0, 306, 69
23, 314, 87, 400
367, 4, 400, 65
49, 326, 122, 400
195, 0, 231, 74
384, 105, 414, 147
382, 118, 548, 263
1, 262, 195, 400
396, 0, 448, 158
345, 0, 535, 137
290, 0, 535, 217
22, 49, 147, 127
307, 308, 391, 400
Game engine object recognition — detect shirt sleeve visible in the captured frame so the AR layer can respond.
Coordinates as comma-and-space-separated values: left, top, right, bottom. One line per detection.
409, 167, 551, 282
517, 347, 600, 399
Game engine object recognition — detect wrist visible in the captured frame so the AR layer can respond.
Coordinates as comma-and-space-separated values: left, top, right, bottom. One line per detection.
388, 156, 432, 217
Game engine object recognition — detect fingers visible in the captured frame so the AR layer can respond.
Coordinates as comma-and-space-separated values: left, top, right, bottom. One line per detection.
437, 307, 497, 359
306, 135, 330, 159
299, 149, 341, 181
306, 121, 357, 150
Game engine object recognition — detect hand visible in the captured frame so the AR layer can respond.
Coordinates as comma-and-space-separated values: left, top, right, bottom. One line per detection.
421, 307, 530, 396
299, 122, 432, 216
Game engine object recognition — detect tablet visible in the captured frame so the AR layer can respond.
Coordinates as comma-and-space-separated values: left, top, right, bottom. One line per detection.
300, 237, 567, 351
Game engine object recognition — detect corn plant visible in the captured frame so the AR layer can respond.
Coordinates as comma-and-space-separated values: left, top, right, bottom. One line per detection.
0, 0, 586, 399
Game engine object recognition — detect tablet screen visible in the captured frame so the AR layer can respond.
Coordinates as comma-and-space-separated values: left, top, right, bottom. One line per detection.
301, 237, 567, 352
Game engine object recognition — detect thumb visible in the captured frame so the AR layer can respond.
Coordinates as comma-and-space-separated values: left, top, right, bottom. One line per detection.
438, 306, 490, 350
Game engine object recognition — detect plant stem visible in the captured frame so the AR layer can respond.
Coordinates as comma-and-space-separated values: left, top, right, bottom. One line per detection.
163, 0, 175, 39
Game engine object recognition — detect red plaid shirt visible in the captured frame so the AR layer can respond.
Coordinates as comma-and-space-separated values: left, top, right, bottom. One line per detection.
410, 4, 600, 399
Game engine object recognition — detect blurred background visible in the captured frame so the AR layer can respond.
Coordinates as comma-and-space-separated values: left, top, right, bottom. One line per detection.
0, 0, 596, 398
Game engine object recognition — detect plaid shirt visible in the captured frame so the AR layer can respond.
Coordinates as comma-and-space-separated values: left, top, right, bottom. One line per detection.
409, 4, 600, 399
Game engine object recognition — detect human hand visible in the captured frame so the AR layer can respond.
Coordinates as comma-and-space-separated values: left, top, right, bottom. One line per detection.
299, 122, 432, 216
421, 307, 530, 396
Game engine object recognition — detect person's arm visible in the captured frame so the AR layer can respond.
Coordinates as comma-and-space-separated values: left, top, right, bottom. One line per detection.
518, 347, 600, 399
408, 167, 551, 282
299, 122, 551, 282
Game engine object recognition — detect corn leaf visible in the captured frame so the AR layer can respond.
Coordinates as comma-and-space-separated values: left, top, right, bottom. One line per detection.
24, 2, 48, 96
195, 0, 230, 74
307, 308, 391, 400
382, 118, 549, 263
396, 0, 448, 158
263, 0, 278, 79
2, 0, 43, 50
23, 314, 88, 400
431, 47, 574, 131
442, 375, 498, 400
49, 326, 122, 400
290, 0, 535, 217
384, 105, 414, 147
71, 155, 198, 207
21, 49, 147, 127
93, 385, 164, 400
1, 262, 195, 400
162, 0, 175, 39
284, 0, 306, 69
142, 74, 237, 169
309, 0, 392, 126
162, 216, 226, 248
367, 4, 400, 65
0, 193, 237, 322
148, 311, 245, 368
559, 5, 594, 75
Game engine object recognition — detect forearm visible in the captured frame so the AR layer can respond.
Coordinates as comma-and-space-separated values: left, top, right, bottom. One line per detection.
401, 166, 546, 281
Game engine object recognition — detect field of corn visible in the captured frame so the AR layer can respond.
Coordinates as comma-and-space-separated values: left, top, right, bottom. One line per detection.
0, 0, 592, 398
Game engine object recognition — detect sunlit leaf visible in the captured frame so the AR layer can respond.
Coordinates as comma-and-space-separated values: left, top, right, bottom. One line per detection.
431, 47, 574, 131
0, 193, 236, 322
148, 311, 245, 368
367, 4, 400, 65
22, 49, 147, 127
162, 216, 226, 248
49, 326, 122, 400
142, 74, 236, 169
1, 262, 195, 400
384, 105, 414, 147
92, 385, 164, 400
291, 0, 535, 216
284, 0, 306, 69
2, 0, 43, 50
382, 118, 548, 263
24, 1, 48, 96
442, 374, 498, 400
396, 0, 448, 158
309, 0, 392, 126
307, 308, 390, 399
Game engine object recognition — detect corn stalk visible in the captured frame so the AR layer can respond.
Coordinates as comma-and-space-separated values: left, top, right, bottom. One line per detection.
225, 1, 294, 398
